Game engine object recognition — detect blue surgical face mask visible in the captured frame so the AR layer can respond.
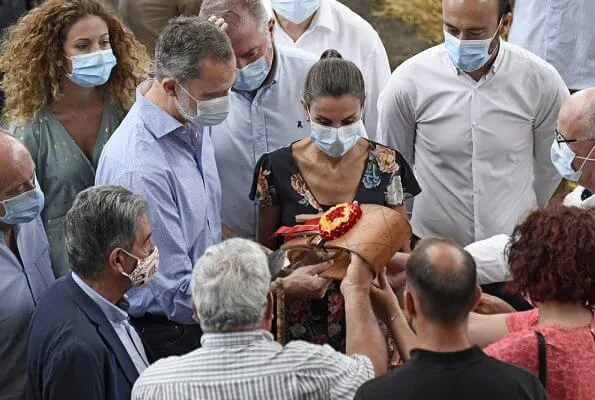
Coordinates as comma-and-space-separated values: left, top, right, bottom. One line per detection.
0, 178, 45, 225
175, 83, 230, 127
271, 0, 320, 24
66, 49, 117, 88
233, 46, 272, 92
551, 139, 595, 182
310, 120, 360, 158
444, 22, 501, 72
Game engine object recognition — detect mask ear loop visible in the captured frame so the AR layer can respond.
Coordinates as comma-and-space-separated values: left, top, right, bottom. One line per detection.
576, 143, 595, 172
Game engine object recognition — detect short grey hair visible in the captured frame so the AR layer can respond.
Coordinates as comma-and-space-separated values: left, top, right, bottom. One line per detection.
64, 186, 147, 280
154, 16, 234, 82
199, 0, 269, 34
191, 238, 270, 332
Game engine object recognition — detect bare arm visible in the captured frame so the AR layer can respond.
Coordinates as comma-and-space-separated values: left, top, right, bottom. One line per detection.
370, 267, 417, 362
467, 312, 510, 348
256, 205, 281, 251
341, 255, 388, 377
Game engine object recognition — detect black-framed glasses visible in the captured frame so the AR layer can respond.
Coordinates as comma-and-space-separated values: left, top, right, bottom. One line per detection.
555, 128, 595, 145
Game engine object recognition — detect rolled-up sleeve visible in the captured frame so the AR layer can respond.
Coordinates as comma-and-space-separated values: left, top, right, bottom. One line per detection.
465, 234, 510, 285
296, 344, 374, 399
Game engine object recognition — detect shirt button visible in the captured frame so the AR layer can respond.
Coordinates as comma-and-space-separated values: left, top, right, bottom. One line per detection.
253, 102, 259, 107
256, 135, 262, 140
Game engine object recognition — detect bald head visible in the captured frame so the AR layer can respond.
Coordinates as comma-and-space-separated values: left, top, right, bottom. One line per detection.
556, 88, 595, 191
0, 131, 36, 203
557, 88, 595, 140
406, 238, 478, 325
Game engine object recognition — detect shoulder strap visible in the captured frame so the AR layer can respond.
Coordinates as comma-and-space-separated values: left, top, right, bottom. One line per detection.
535, 331, 547, 389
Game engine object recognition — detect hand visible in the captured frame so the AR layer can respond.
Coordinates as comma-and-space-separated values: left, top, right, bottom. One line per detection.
370, 267, 402, 324
340, 253, 374, 295
474, 293, 516, 315
207, 15, 228, 31
282, 261, 333, 299
385, 252, 410, 288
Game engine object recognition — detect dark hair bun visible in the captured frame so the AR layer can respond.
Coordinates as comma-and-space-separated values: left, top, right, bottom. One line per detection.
320, 49, 343, 60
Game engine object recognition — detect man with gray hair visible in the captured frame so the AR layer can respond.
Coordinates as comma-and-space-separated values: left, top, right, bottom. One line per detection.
27, 186, 157, 400
198, 0, 320, 240
0, 131, 54, 400
96, 16, 236, 358
132, 238, 391, 399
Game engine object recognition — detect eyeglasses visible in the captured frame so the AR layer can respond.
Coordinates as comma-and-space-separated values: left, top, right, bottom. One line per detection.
555, 128, 595, 145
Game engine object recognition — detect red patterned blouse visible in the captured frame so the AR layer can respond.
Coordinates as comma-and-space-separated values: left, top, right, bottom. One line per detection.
484, 309, 595, 400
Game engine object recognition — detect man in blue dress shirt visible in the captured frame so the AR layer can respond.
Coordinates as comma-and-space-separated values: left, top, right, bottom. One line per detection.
96, 16, 236, 358
0, 132, 54, 400
199, 0, 319, 240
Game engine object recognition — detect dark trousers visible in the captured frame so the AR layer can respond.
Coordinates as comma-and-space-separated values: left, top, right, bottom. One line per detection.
130, 314, 203, 361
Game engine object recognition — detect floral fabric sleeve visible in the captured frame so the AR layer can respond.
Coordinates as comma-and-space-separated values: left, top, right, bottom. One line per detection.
368, 144, 421, 206
249, 154, 279, 207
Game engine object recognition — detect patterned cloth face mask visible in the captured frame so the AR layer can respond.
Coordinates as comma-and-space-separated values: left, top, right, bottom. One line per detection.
121, 247, 160, 287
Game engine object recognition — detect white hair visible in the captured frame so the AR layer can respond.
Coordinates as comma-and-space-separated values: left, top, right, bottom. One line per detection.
191, 238, 271, 332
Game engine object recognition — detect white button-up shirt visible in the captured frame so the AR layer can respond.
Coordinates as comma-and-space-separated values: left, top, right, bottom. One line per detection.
379, 41, 568, 246
131, 330, 373, 400
467, 186, 594, 285
267, 0, 391, 141
508, 0, 595, 91
212, 45, 317, 239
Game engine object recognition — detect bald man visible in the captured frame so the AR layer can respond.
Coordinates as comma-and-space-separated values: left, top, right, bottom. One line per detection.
378, 0, 568, 248
0, 131, 54, 400
467, 88, 595, 284
356, 238, 547, 400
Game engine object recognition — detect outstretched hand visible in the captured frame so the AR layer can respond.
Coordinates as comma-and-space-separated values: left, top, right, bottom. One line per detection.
474, 293, 516, 315
370, 267, 402, 324
283, 261, 334, 299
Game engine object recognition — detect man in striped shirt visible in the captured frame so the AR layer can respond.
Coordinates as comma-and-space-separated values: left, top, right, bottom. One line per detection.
132, 238, 389, 399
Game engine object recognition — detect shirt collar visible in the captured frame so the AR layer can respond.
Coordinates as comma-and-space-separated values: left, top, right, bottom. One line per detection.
71, 272, 128, 324
200, 329, 274, 348
136, 79, 186, 139
310, 0, 335, 31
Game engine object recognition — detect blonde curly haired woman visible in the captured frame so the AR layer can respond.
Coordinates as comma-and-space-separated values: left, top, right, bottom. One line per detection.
0, 0, 150, 277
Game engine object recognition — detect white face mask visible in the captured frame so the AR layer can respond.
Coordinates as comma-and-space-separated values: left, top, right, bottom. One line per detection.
121, 247, 159, 287
175, 83, 230, 127
310, 120, 361, 158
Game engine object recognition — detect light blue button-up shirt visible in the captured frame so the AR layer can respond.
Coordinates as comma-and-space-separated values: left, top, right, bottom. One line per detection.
508, 0, 595, 91
96, 80, 222, 325
71, 272, 149, 374
0, 217, 54, 400
212, 45, 317, 239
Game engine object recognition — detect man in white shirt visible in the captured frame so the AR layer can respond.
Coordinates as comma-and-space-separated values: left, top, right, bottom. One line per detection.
378, 0, 568, 247
264, 0, 391, 141
132, 238, 390, 399
198, 0, 318, 239
508, 0, 595, 93
468, 88, 595, 284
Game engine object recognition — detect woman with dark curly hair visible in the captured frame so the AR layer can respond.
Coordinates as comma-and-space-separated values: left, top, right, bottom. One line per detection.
472, 205, 595, 400
0, 0, 150, 276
